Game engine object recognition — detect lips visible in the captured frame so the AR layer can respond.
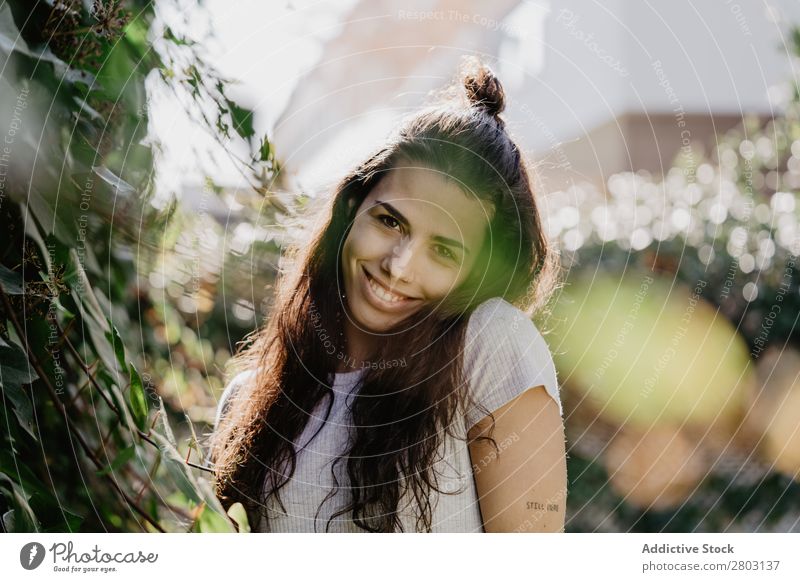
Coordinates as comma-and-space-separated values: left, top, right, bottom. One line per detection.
360, 265, 421, 311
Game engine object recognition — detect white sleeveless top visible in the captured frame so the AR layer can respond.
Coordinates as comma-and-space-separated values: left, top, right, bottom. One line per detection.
213, 297, 563, 532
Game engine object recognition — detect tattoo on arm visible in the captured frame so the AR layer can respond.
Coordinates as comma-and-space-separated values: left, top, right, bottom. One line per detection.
526, 501, 559, 511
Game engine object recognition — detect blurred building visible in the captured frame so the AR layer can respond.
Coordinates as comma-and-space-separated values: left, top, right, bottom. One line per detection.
272, 0, 800, 193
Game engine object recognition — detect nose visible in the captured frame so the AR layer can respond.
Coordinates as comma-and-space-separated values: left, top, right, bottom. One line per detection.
382, 235, 416, 286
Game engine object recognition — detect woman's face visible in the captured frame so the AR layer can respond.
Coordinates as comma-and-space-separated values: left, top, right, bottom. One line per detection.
341, 163, 491, 333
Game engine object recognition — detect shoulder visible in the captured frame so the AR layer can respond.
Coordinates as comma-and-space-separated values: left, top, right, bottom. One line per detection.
462, 297, 563, 428
465, 297, 542, 346
214, 368, 257, 429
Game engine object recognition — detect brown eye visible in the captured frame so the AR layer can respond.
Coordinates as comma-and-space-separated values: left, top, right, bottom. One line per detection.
378, 214, 401, 231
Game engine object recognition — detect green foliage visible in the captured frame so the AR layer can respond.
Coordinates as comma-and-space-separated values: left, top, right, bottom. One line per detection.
557, 25, 800, 532
128, 363, 149, 432
0, 0, 281, 532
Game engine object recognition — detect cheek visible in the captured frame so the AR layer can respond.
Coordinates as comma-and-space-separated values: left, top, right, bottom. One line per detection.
345, 221, 388, 260
420, 267, 463, 301
343, 223, 365, 258
438, 256, 475, 296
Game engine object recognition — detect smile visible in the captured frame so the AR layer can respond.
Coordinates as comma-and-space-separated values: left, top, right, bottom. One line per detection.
361, 266, 420, 308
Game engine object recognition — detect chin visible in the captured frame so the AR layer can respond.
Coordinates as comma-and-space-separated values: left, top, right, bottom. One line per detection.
351, 304, 398, 332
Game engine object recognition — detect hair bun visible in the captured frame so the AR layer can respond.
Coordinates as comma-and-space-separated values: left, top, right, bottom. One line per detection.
461, 56, 506, 119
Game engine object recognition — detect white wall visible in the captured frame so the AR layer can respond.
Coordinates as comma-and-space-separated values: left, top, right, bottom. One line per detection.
510, 0, 800, 155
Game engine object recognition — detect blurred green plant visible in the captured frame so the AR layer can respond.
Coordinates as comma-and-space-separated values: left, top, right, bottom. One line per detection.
0, 0, 282, 532
553, 24, 800, 532
550, 34, 800, 355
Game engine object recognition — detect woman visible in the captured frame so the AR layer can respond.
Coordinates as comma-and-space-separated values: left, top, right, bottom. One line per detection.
207, 56, 567, 533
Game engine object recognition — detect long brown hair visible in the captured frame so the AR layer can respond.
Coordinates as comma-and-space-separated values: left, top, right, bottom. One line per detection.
207, 56, 561, 532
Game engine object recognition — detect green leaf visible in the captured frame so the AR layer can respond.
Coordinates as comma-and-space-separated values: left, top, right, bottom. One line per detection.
91, 165, 137, 201
2, 510, 17, 532
184, 411, 201, 458
0, 264, 23, 294
195, 501, 236, 532
0, 472, 39, 532
68, 249, 110, 332
27, 186, 79, 246
195, 476, 228, 516
95, 445, 137, 477
0, 382, 36, 442
225, 98, 255, 140
0, 450, 48, 498
0, 338, 37, 387
158, 397, 177, 448
0, 4, 64, 71
128, 363, 149, 431
104, 378, 137, 437
87, 317, 120, 376
72, 96, 105, 123
0, 339, 39, 440
258, 135, 271, 162
0, 3, 26, 57
124, 15, 157, 63
226, 502, 251, 533
0, 444, 83, 532
792, 27, 800, 57
162, 26, 193, 47
0, 5, 57, 66
105, 319, 127, 370
51, 298, 75, 322
149, 431, 202, 505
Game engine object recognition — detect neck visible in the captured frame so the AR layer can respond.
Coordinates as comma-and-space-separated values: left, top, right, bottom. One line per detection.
337, 317, 377, 373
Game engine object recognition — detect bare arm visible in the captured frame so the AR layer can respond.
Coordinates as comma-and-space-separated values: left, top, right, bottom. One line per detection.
468, 385, 567, 532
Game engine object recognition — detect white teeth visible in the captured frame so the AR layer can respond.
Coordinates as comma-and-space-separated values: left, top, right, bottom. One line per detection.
367, 274, 407, 303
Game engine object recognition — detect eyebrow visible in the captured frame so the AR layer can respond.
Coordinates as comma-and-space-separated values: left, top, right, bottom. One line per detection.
372, 200, 470, 255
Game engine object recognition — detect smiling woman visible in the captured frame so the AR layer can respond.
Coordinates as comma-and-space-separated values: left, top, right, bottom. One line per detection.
206, 56, 566, 533
340, 163, 493, 366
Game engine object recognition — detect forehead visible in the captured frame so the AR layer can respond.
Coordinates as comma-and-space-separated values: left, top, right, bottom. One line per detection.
364, 165, 492, 245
